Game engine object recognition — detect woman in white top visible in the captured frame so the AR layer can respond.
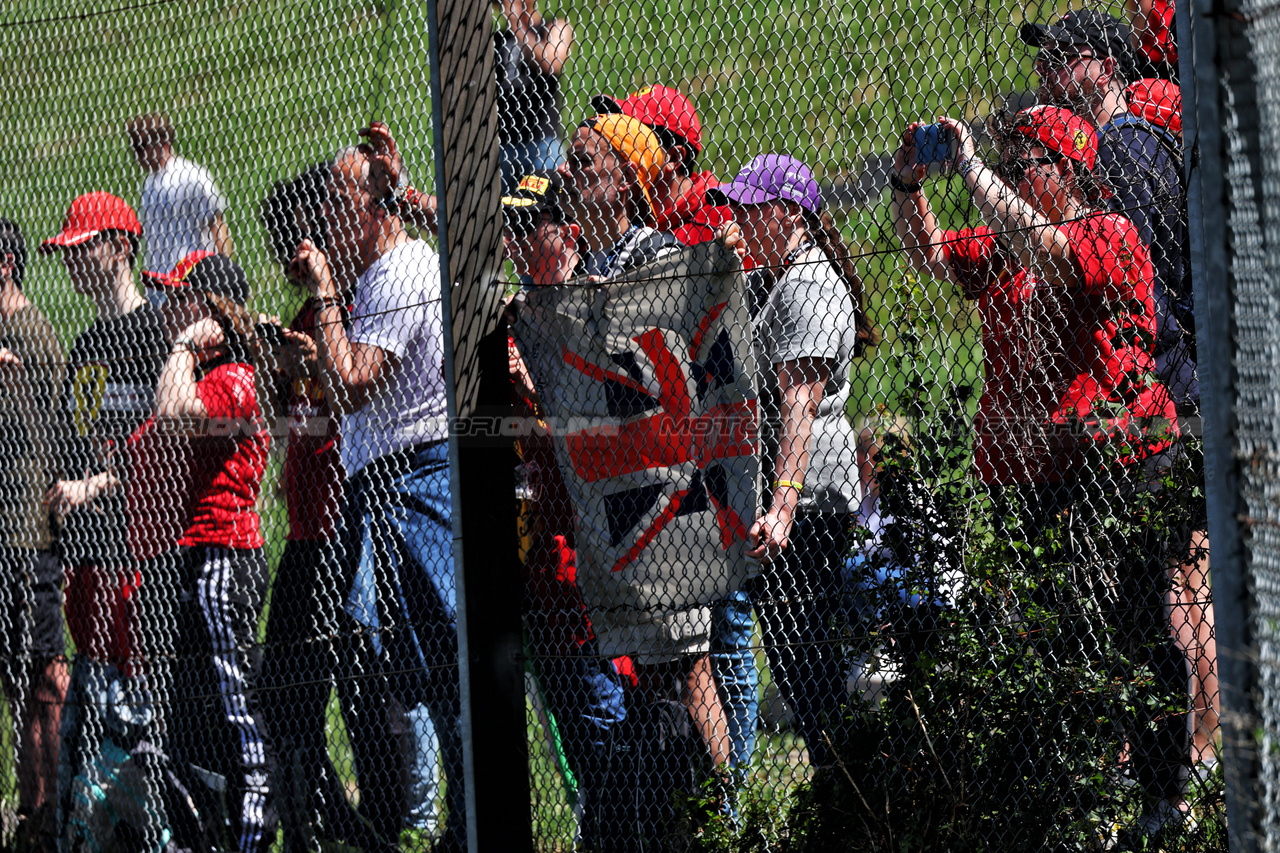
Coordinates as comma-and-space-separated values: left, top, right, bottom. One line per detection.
710, 154, 876, 766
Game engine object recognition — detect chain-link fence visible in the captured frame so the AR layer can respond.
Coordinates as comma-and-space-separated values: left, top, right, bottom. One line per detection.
0, 0, 1233, 850
1187, 0, 1280, 845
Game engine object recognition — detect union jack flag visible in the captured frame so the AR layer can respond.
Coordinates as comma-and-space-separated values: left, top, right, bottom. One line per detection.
512, 242, 759, 658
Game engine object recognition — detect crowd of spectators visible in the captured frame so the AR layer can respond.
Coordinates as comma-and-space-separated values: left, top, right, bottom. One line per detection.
0, 3, 1209, 852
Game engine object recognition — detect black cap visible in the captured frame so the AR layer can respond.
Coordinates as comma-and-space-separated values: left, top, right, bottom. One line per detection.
501, 170, 572, 236
143, 251, 250, 306
1020, 9, 1136, 83
590, 94, 624, 115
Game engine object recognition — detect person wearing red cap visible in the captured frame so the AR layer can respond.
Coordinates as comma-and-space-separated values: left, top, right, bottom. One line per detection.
39, 192, 175, 849
1024, 9, 1211, 799
892, 107, 1191, 836
1021, 10, 1193, 409
592, 84, 735, 247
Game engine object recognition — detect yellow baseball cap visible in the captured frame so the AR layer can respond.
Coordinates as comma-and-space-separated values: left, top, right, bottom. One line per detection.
582, 113, 668, 214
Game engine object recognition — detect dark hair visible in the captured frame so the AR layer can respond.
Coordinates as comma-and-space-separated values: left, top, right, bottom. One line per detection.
652, 125, 697, 177
203, 291, 256, 364
504, 170, 573, 238
629, 185, 654, 228
126, 113, 174, 149
260, 163, 331, 265
994, 121, 1108, 209
802, 209, 879, 357
98, 229, 140, 270
0, 219, 26, 291
1067, 160, 1109, 206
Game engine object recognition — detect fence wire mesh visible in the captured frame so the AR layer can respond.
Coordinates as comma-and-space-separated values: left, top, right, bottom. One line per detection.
0, 0, 1224, 851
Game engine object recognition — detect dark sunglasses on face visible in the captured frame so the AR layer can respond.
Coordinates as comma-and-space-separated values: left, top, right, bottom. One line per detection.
1036, 48, 1095, 70
998, 152, 1063, 185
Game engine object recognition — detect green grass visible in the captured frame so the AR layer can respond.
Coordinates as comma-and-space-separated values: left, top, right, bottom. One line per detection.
1, 0, 438, 341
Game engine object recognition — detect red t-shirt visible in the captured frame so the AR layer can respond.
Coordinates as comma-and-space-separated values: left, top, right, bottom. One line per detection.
655, 171, 734, 246
179, 360, 269, 548
1139, 0, 1177, 65
63, 564, 144, 673
283, 303, 343, 541
943, 212, 1175, 485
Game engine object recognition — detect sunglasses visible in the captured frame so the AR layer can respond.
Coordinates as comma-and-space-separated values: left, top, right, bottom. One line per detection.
998, 152, 1063, 185
1036, 47, 1096, 70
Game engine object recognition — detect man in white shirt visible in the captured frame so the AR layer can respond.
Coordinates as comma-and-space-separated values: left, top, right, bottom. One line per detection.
126, 113, 234, 274
289, 136, 458, 852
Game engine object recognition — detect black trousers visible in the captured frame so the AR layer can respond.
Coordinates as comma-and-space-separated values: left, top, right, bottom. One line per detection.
170, 546, 276, 853
259, 537, 393, 852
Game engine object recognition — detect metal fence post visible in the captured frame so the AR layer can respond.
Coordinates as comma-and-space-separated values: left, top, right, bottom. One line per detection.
427, 1, 532, 850
1186, 0, 1263, 845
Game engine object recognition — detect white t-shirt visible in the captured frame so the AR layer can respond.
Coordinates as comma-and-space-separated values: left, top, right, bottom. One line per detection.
753, 245, 863, 513
341, 239, 449, 476
140, 155, 228, 273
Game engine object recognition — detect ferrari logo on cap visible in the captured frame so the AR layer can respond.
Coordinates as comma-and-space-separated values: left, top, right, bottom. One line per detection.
518, 175, 550, 195
635, 85, 654, 96
1073, 130, 1089, 151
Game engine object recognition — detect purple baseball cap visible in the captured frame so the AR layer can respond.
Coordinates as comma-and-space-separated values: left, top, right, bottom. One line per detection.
707, 154, 822, 213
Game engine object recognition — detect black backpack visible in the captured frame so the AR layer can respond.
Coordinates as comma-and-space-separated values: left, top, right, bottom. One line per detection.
1106, 112, 1194, 351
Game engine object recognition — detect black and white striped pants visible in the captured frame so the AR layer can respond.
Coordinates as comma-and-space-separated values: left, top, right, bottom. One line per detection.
170, 546, 275, 853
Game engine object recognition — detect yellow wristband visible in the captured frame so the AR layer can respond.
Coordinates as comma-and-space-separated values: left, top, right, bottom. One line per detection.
772, 479, 804, 492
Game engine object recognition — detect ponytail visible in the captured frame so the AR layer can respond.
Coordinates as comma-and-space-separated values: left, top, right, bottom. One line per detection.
803, 209, 879, 357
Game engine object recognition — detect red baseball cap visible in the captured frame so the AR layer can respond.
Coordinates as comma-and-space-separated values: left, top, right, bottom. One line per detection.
1126, 78, 1182, 134
40, 192, 141, 254
1008, 105, 1098, 170
591, 84, 703, 153
142, 250, 250, 305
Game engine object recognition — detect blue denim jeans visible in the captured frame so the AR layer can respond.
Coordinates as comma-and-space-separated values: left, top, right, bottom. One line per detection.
710, 590, 758, 767
404, 702, 441, 833
533, 645, 627, 850
341, 441, 463, 846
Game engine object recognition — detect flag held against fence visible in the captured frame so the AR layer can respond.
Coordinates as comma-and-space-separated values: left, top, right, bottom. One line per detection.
512, 241, 759, 661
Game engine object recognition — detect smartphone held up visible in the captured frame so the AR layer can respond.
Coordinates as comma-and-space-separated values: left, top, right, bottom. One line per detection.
914, 124, 955, 166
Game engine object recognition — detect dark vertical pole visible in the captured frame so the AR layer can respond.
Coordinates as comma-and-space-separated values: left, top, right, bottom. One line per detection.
425, 1, 532, 851
1183, 0, 1259, 847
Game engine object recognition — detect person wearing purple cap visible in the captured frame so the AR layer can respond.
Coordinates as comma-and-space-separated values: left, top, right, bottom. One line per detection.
711, 154, 876, 768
